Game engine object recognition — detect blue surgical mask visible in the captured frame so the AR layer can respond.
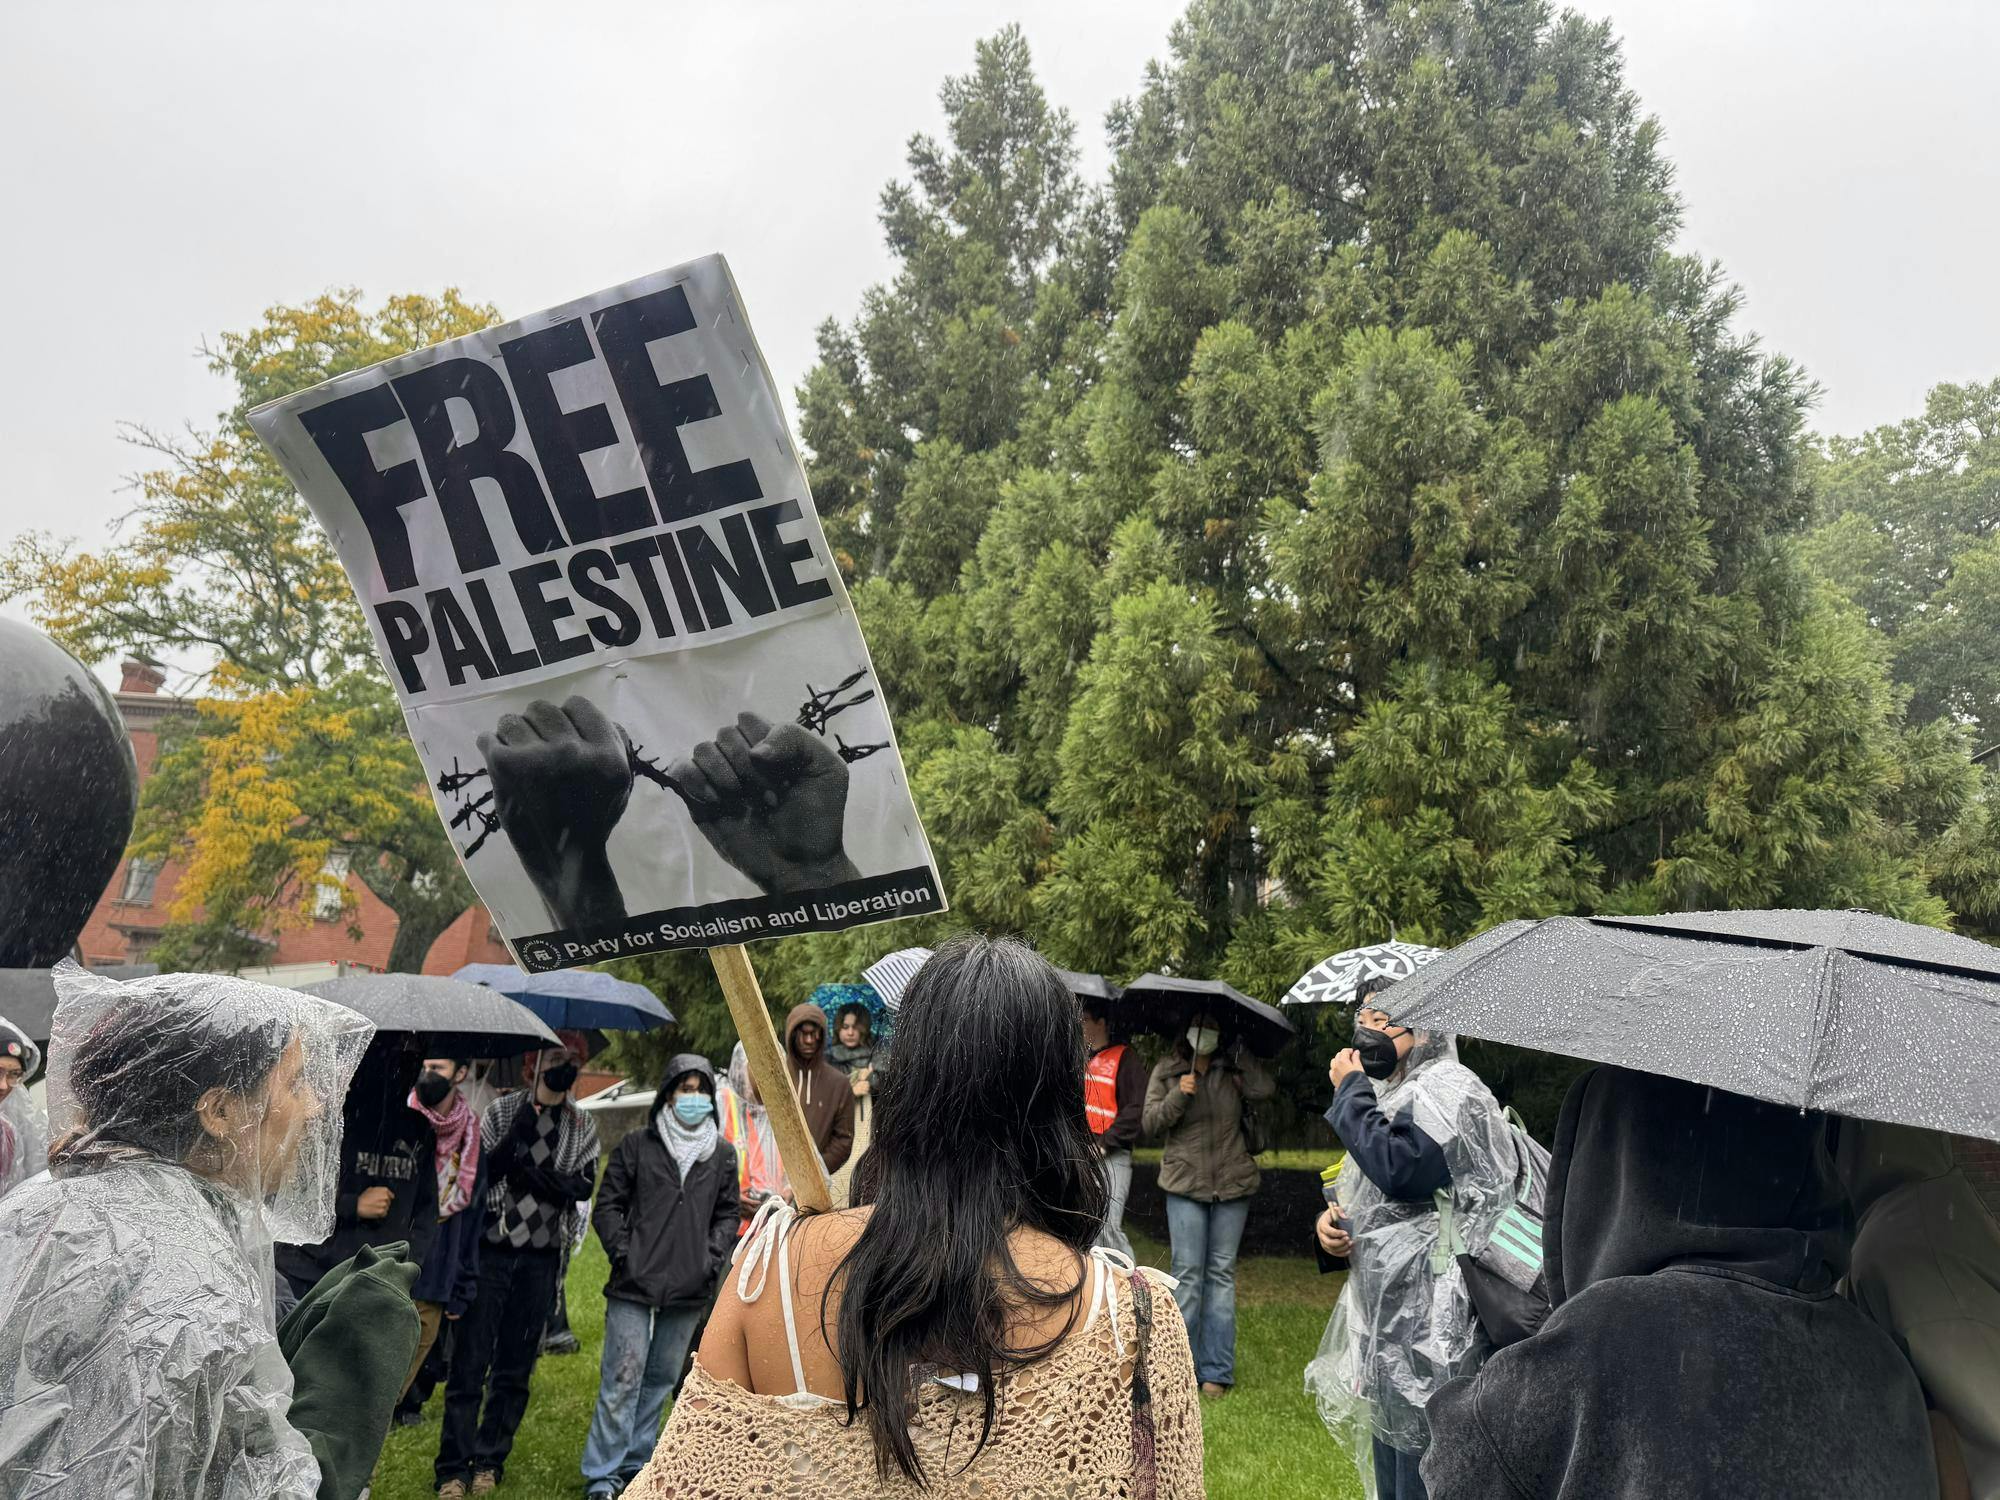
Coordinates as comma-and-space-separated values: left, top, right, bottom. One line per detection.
673, 1092, 714, 1126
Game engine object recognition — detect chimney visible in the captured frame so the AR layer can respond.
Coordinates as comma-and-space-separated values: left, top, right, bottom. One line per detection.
119, 659, 167, 695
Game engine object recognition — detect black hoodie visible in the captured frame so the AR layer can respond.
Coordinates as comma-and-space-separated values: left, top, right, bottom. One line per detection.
1421, 1065, 1935, 1500
276, 1038, 439, 1295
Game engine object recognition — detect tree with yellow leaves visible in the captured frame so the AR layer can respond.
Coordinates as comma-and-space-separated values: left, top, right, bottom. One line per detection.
2, 289, 498, 972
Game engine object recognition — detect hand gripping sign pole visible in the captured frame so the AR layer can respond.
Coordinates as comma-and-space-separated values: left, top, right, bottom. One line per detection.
710, 942, 832, 1212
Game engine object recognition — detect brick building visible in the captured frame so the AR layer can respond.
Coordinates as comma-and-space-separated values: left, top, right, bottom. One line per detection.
76, 660, 419, 974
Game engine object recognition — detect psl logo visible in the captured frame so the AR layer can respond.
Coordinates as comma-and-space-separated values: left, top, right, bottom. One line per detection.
520, 938, 561, 972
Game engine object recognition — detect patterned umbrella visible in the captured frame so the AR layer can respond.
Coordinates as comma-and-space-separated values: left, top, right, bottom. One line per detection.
811, 981, 894, 1044
862, 948, 933, 1010
1282, 940, 1444, 1007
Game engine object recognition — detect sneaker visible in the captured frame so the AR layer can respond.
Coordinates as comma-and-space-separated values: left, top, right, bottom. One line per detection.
585, 1485, 619, 1500
543, 1330, 582, 1356
394, 1407, 426, 1428
471, 1473, 499, 1495
1199, 1381, 1230, 1399
436, 1483, 468, 1500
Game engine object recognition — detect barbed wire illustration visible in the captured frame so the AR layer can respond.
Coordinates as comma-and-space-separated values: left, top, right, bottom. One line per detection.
436, 670, 891, 859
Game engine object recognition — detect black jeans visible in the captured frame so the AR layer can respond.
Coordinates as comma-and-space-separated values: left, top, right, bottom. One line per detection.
435, 1244, 563, 1485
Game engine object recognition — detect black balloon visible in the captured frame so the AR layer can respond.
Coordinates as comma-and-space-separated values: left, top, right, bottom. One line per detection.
0, 619, 138, 966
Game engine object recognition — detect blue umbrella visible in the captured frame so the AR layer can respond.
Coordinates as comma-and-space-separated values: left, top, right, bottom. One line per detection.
454, 963, 673, 1034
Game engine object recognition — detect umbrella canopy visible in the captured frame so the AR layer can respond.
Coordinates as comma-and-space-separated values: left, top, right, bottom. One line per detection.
1282, 940, 1443, 1007
1120, 973, 1297, 1057
0, 963, 158, 1047
862, 948, 932, 1010
301, 973, 558, 1057
1055, 968, 1123, 1004
811, 982, 894, 1044
453, 963, 672, 1034
1381, 911, 2000, 1145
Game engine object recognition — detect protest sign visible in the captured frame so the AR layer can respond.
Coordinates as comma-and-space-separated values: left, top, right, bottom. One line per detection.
249, 255, 945, 975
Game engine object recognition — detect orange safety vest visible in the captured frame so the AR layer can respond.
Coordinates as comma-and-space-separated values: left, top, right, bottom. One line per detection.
718, 1086, 779, 1236
1085, 1044, 1127, 1136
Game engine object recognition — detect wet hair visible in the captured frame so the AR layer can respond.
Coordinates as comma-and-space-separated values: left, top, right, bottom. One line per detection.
834, 1002, 873, 1041
830, 933, 1106, 1483
674, 1069, 715, 1097
67, 1006, 290, 1163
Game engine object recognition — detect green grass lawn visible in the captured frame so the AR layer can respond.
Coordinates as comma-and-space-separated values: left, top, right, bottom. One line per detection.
372, 1229, 1360, 1500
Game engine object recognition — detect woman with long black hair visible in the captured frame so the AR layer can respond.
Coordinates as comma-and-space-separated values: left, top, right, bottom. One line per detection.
625, 934, 1205, 1497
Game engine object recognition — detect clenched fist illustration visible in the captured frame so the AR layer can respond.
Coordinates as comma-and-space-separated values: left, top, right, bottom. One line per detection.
668, 712, 861, 896
478, 696, 633, 929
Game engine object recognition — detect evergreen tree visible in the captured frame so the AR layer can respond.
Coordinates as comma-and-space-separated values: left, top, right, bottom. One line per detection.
633, 5, 1990, 1119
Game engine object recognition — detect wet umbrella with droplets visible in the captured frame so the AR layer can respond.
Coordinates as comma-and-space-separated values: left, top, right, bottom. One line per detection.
1379, 909, 2000, 1144
1119, 973, 1297, 1057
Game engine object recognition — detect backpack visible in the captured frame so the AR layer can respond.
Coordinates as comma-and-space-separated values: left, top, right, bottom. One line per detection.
1432, 1106, 1553, 1348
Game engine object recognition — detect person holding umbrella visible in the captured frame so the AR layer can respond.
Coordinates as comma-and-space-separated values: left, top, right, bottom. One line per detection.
1143, 1003, 1276, 1398
1304, 975, 1517, 1500
276, 1031, 441, 1311
1080, 995, 1143, 1259
1420, 1066, 1937, 1498
435, 1034, 601, 1498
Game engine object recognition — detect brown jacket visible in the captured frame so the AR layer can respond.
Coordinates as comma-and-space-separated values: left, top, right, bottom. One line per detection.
785, 1004, 856, 1172
1143, 1046, 1275, 1203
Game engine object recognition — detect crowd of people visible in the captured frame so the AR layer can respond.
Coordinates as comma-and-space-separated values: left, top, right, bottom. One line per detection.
0, 943, 1993, 1499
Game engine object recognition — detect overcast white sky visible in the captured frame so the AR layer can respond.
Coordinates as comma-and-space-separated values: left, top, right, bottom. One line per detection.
4, 0, 1997, 602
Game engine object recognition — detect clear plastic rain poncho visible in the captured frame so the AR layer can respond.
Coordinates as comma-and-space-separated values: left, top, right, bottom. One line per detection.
0, 962, 373, 1499
0, 1017, 48, 1199
1304, 1029, 1520, 1489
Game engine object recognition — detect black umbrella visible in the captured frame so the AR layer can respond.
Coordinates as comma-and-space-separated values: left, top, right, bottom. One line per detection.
1055, 968, 1123, 1003
1382, 910, 2000, 1145
302, 973, 559, 1058
1120, 973, 1297, 1056
0, 963, 159, 1048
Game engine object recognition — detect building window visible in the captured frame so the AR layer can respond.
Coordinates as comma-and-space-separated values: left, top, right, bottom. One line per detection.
314, 850, 352, 920
120, 857, 162, 905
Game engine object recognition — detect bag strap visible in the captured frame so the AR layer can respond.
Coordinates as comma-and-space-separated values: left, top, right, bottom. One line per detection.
1430, 1187, 1467, 1275
1503, 1106, 1535, 1195
1126, 1269, 1159, 1500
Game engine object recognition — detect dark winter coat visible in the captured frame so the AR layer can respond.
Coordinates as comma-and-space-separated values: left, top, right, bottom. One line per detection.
785, 1004, 855, 1172
1142, 1044, 1275, 1202
276, 1058, 439, 1295
410, 1158, 487, 1317
1421, 1065, 1937, 1500
592, 1054, 740, 1310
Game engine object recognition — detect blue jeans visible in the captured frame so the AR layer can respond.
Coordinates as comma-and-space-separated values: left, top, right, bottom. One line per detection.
1095, 1148, 1135, 1260
1163, 1192, 1249, 1386
580, 1296, 705, 1486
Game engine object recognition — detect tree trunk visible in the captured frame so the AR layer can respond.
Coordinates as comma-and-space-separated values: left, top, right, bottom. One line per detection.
362, 855, 475, 973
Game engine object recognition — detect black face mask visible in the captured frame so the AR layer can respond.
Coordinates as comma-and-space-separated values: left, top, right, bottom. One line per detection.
541, 1061, 580, 1094
1354, 1026, 1403, 1080
414, 1072, 454, 1108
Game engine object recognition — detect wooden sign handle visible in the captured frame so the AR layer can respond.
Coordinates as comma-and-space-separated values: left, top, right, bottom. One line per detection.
708, 942, 833, 1213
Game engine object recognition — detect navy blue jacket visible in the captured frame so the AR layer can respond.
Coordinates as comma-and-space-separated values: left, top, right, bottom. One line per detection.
1317, 1073, 1450, 1272
411, 1159, 487, 1317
